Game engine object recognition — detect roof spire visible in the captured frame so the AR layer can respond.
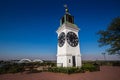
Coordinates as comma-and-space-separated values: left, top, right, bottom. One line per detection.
64, 4, 69, 14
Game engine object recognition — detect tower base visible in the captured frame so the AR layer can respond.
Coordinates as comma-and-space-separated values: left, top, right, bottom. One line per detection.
57, 55, 82, 67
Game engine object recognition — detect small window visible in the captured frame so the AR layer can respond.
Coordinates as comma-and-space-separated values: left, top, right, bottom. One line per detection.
69, 59, 71, 63
68, 16, 73, 23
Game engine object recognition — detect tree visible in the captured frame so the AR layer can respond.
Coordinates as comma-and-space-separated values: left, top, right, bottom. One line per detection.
98, 17, 120, 55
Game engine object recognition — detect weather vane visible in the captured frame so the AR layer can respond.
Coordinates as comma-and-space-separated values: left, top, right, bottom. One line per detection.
64, 4, 69, 14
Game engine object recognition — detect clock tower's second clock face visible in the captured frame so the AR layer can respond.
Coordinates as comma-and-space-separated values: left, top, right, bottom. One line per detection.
67, 32, 78, 47
58, 32, 65, 47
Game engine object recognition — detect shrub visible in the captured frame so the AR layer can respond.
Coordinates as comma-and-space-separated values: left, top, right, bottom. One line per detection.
48, 67, 85, 74
48, 63, 100, 74
0, 63, 24, 74
112, 61, 120, 66
0, 67, 6, 74
81, 63, 100, 72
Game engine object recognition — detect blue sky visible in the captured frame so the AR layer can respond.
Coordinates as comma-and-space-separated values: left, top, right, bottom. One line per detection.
0, 0, 120, 60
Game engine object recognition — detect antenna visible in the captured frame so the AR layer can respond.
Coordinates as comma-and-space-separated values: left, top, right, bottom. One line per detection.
64, 4, 69, 14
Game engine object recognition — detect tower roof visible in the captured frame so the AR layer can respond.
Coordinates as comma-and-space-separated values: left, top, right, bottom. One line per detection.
60, 4, 74, 25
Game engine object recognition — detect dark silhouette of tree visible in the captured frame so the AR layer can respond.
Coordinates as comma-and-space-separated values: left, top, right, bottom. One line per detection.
98, 17, 120, 55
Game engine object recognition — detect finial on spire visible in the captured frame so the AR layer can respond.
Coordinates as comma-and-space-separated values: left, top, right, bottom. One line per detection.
64, 4, 69, 14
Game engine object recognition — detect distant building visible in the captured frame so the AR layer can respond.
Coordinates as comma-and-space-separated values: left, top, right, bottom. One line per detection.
33, 59, 43, 63
18, 58, 43, 63
19, 59, 32, 63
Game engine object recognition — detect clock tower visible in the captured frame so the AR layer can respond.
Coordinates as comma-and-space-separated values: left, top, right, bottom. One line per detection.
56, 5, 82, 67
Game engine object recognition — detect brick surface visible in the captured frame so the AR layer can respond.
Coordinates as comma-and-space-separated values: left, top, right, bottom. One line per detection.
0, 66, 120, 80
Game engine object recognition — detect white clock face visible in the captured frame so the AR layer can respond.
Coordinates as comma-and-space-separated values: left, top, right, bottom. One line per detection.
66, 32, 78, 47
